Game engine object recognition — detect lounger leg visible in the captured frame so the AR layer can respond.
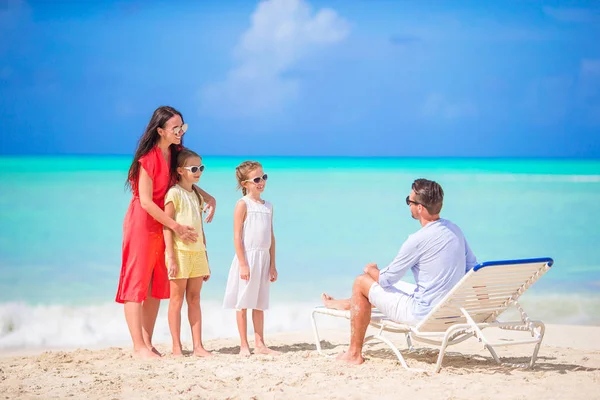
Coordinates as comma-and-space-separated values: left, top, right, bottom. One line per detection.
311, 309, 324, 355
529, 321, 545, 368
364, 334, 414, 371
405, 333, 414, 352
485, 344, 502, 364
434, 325, 466, 373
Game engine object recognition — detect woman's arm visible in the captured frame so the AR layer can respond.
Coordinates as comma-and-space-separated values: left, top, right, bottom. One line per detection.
163, 202, 178, 278
194, 185, 216, 223
233, 200, 250, 280
139, 167, 197, 242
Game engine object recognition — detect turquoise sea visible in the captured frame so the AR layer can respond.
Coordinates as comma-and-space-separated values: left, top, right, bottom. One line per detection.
1, 156, 599, 350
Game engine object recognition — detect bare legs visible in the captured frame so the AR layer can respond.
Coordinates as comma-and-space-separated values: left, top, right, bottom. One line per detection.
186, 278, 212, 357
336, 273, 376, 365
123, 280, 161, 359
236, 310, 251, 356
236, 309, 281, 356
168, 277, 212, 357
168, 279, 186, 356
142, 282, 161, 356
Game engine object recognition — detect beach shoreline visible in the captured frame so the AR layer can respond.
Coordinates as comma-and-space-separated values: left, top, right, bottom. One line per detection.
2, 324, 599, 399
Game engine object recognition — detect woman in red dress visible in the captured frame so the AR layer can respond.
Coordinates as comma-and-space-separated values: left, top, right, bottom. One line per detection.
116, 106, 216, 358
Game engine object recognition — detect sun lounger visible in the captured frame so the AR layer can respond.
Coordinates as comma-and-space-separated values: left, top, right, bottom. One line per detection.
311, 257, 553, 372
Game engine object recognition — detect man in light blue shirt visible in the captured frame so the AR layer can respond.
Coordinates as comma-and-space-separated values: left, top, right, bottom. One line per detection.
323, 178, 477, 365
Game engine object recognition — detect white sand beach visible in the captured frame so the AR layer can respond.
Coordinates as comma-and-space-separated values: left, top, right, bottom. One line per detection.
1, 324, 599, 399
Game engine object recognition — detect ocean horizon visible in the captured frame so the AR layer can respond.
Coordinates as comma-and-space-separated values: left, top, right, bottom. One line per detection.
1, 155, 599, 350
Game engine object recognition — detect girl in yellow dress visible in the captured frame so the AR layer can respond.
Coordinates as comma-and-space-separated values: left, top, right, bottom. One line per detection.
163, 148, 212, 357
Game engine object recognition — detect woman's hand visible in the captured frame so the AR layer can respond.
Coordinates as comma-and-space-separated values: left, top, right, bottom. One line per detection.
173, 224, 198, 244
240, 265, 250, 281
203, 194, 216, 223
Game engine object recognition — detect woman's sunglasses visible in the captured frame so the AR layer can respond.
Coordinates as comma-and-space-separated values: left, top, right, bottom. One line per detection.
172, 124, 188, 136
244, 174, 268, 184
183, 165, 205, 173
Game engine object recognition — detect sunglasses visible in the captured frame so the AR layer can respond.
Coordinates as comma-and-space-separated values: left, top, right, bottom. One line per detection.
171, 124, 188, 136
244, 174, 268, 184
183, 165, 204, 173
405, 195, 423, 206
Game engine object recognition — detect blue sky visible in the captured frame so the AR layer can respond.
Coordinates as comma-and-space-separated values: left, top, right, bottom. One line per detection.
0, 0, 599, 157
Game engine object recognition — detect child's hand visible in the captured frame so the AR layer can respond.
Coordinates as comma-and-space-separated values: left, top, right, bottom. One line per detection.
203, 273, 210, 282
240, 265, 250, 281
168, 258, 179, 279
269, 267, 278, 282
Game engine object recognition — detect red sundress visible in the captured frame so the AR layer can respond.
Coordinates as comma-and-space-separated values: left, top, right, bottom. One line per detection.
115, 146, 171, 303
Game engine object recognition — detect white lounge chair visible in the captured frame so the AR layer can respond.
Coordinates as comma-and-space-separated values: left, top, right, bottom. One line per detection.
311, 257, 553, 373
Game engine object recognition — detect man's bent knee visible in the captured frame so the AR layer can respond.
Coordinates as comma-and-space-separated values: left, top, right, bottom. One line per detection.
353, 273, 376, 296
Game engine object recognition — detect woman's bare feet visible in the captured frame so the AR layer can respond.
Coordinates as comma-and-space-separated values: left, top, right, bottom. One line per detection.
193, 348, 214, 357
336, 350, 364, 365
150, 346, 163, 357
254, 346, 281, 355
133, 347, 161, 359
239, 346, 251, 357
321, 293, 351, 311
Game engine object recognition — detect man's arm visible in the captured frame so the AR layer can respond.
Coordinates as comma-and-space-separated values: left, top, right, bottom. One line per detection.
465, 240, 478, 273
378, 239, 420, 288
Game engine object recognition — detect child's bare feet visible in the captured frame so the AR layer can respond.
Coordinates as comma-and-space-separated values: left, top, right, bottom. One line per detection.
254, 346, 281, 355
239, 346, 251, 357
172, 346, 183, 357
193, 348, 213, 357
133, 347, 161, 359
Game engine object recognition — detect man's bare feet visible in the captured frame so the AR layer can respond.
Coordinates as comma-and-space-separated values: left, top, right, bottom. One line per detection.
336, 350, 364, 365
133, 347, 161, 359
321, 293, 351, 311
239, 347, 251, 357
254, 346, 281, 355
193, 348, 214, 357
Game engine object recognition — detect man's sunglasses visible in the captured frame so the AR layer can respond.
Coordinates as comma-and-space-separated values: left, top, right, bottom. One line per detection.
183, 165, 205, 173
244, 174, 268, 184
405, 195, 423, 206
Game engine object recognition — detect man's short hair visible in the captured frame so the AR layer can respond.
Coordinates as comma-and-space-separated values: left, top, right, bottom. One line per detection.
412, 178, 444, 215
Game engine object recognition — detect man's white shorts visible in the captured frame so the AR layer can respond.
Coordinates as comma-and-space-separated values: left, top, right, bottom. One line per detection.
368, 281, 418, 324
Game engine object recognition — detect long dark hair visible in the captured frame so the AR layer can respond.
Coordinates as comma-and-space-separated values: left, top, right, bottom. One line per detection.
125, 106, 184, 191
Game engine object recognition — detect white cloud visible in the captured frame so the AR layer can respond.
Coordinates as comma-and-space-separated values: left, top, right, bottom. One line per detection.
201, 0, 349, 119
0, 0, 31, 55
581, 59, 600, 75
579, 59, 600, 125
542, 7, 599, 23
421, 93, 478, 120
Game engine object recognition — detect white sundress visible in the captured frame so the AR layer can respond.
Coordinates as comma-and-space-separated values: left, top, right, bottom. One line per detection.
223, 196, 273, 310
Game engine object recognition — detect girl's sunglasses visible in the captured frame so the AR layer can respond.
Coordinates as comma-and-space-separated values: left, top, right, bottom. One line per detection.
244, 174, 268, 184
183, 165, 205, 173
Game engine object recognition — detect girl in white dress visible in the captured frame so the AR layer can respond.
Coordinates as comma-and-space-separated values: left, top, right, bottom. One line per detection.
223, 161, 279, 356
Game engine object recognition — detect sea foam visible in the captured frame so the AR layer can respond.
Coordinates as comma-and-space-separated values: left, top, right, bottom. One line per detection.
1, 294, 599, 351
